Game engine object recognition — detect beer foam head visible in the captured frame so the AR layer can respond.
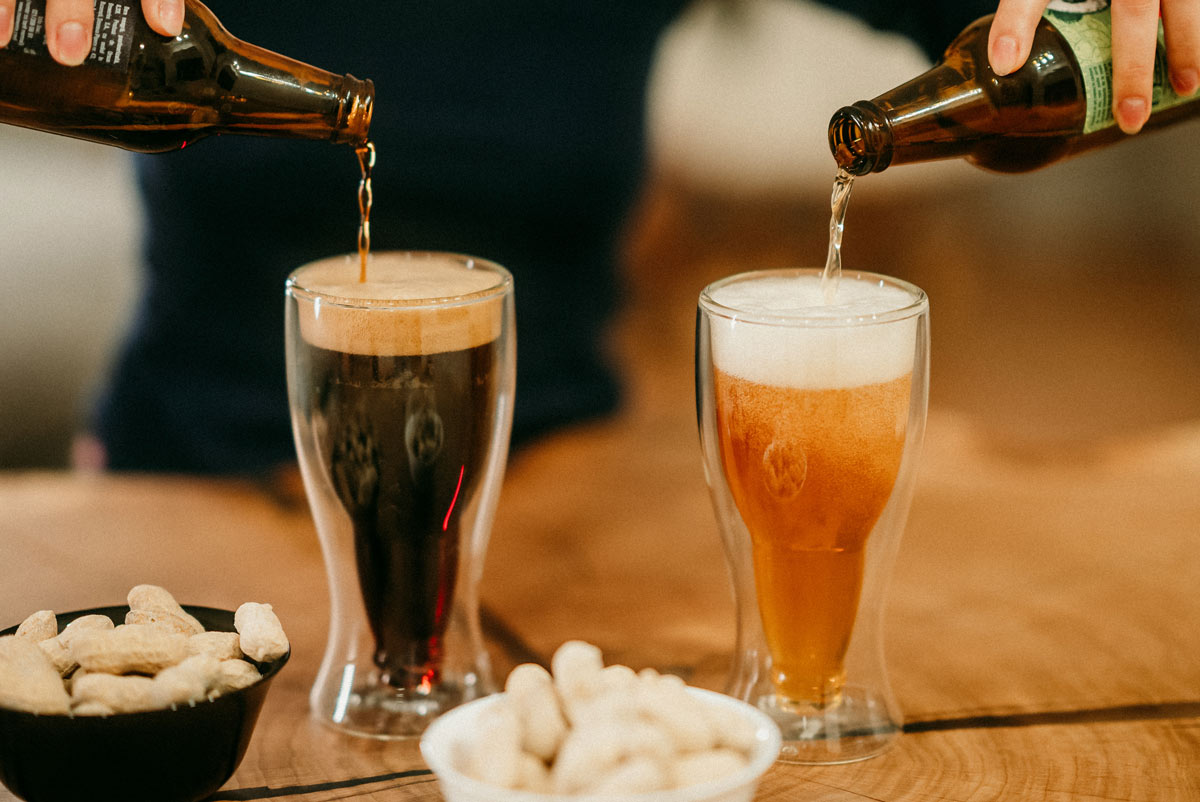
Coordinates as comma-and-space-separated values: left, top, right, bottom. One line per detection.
706, 274, 923, 388
289, 252, 509, 356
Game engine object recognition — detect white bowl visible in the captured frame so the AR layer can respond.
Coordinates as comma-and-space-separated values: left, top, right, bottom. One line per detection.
420, 687, 782, 802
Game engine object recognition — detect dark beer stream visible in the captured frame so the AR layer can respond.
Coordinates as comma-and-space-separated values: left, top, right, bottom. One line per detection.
356, 141, 376, 283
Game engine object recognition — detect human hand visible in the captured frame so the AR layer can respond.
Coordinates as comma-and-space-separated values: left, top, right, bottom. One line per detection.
0, 0, 184, 65
987, 0, 1200, 134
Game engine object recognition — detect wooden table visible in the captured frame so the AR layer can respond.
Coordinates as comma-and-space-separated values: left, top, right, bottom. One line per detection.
6, 153, 1200, 798
2, 403, 1199, 800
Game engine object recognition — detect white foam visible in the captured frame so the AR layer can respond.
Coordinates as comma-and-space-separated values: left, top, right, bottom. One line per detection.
290, 253, 507, 356
707, 275, 922, 388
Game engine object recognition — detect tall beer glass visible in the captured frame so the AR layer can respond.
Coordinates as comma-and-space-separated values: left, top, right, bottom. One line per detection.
697, 269, 928, 763
286, 252, 515, 738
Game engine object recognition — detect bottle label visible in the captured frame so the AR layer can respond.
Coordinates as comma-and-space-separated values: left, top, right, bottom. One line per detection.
1045, 0, 1189, 134
9, 0, 137, 71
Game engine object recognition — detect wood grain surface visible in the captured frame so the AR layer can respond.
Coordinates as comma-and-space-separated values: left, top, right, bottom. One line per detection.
1, 407, 1198, 800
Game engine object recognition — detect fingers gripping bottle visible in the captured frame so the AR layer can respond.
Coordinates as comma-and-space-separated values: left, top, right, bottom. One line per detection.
829, 0, 1199, 175
0, 0, 373, 152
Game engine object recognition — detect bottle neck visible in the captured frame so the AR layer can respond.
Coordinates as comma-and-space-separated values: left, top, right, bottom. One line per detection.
176, 1, 375, 145
829, 60, 989, 175
211, 43, 375, 144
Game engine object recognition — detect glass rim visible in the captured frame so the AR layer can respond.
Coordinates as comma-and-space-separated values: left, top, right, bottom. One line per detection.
699, 268, 927, 328
285, 250, 512, 310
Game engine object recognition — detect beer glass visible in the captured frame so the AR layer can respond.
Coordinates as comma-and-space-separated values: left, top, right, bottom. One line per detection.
286, 251, 515, 738
696, 268, 928, 764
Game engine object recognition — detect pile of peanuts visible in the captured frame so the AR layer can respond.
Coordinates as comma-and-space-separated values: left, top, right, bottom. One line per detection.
0, 584, 289, 716
454, 641, 758, 795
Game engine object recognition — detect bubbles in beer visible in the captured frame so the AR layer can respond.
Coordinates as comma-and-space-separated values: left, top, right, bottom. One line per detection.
290, 253, 505, 357
708, 275, 918, 390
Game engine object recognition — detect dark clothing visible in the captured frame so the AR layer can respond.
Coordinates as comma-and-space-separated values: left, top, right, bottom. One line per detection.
94, 0, 992, 473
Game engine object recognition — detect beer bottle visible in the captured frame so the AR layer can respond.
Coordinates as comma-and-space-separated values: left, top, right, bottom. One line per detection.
828, 1, 1200, 175
0, 0, 373, 153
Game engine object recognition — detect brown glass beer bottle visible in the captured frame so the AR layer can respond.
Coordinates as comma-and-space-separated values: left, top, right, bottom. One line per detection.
829, 1, 1200, 175
0, 0, 373, 152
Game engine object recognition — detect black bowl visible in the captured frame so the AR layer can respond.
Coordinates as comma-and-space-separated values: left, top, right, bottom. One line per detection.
0, 605, 289, 802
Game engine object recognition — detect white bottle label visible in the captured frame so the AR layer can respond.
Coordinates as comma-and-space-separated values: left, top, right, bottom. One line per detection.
1045, 0, 1190, 133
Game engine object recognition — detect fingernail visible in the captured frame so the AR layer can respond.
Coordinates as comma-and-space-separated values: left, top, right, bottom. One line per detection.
158, 0, 184, 35
1116, 96, 1149, 134
54, 21, 89, 65
0, 5, 13, 47
1172, 67, 1200, 96
991, 35, 1020, 75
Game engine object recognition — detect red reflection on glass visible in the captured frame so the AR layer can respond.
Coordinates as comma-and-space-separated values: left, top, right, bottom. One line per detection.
443, 465, 465, 531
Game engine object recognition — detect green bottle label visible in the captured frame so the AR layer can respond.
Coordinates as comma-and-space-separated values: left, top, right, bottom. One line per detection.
1045, 0, 1187, 134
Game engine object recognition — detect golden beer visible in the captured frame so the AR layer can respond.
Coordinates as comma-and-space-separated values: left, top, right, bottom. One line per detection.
714, 371, 910, 706
705, 273, 918, 710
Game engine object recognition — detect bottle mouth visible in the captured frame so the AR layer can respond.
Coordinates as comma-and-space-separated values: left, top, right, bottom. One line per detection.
828, 103, 891, 176
335, 76, 375, 146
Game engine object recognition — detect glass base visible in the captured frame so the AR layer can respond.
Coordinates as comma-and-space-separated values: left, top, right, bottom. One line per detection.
312, 664, 484, 740
758, 684, 900, 764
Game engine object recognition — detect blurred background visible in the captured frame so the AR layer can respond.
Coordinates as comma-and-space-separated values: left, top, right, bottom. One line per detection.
2, 0, 1199, 469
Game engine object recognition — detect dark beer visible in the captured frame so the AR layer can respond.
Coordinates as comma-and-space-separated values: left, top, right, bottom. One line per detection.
288, 255, 506, 696
829, 3, 1200, 175
0, 0, 372, 152
302, 341, 498, 690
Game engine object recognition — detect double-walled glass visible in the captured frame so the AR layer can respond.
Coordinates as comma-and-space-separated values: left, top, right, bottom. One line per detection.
697, 269, 928, 763
286, 251, 515, 738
